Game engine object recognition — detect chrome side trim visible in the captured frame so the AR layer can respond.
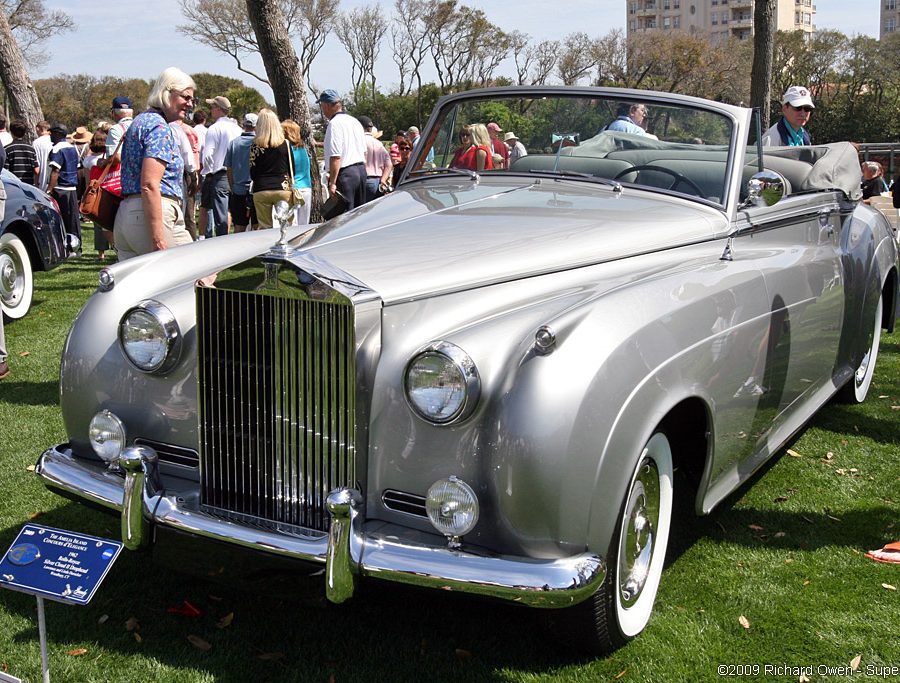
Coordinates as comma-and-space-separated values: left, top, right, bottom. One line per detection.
37, 445, 606, 608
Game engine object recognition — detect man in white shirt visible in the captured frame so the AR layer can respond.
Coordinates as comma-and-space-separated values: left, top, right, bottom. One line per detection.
317, 89, 366, 215
504, 131, 528, 167
200, 95, 242, 237
105, 96, 134, 157
32, 121, 53, 191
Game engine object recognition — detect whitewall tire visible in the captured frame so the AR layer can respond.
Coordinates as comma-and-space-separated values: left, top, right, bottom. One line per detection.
0, 232, 33, 320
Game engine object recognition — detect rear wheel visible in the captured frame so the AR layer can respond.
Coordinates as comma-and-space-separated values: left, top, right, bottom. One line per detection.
0, 232, 33, 320
551, 431, 673, 654
839, 293, 883, 403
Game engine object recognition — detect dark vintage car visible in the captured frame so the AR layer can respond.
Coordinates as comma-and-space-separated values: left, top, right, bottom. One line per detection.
33, 87, 898, 653
1, 169, 77, 320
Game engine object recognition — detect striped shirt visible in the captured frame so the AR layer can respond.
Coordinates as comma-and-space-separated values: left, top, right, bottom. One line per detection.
3, 140, 38, 185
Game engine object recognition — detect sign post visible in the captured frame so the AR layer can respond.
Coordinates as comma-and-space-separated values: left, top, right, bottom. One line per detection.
0, 524, 124, 682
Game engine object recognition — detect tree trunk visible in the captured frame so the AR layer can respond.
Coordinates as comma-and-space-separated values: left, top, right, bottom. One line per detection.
245, 0, 323, 221
0, 10, 44, 135
750, 0, 776, 132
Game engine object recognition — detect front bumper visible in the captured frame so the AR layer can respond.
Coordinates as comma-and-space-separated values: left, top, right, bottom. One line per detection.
36, 444, 605, 609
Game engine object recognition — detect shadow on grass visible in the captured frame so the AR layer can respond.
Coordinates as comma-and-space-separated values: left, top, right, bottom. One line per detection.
0, 504, 586, 681
879, 341, 900, 355
0, 380, 59, 406
808, 403, 900, 445
669, 502, 897, 557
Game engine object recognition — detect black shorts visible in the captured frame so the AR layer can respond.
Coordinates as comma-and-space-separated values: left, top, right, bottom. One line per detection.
228, 192, 256, 227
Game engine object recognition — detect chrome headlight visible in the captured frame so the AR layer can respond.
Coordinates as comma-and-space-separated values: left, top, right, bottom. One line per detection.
118, 300, 181, 373
426, 476, 479, 540
89, 410, 126, 463
404, 341, 480, 424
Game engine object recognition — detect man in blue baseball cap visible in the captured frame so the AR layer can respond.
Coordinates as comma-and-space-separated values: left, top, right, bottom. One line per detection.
106, 95, 134, 157
317, 89, 366, 216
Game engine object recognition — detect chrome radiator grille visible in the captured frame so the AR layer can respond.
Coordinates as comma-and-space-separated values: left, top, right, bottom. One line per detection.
197, 286, 356, 532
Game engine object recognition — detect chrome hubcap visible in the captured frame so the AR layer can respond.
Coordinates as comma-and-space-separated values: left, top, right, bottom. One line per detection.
0, 251, 22, 306
855, 350, 871, 386
619, 459, 660, 607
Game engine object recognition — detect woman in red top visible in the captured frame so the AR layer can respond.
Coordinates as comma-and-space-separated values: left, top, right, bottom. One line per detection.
450, 124, 493, 172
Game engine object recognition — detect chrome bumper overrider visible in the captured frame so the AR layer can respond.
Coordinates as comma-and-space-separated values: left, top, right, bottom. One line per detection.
36, 444, 605, 608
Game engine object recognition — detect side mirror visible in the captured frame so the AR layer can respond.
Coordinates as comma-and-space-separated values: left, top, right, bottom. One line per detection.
745, 170, 788, 207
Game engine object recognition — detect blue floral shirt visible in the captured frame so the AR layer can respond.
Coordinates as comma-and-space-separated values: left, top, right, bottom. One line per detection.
120, 109, 184, 197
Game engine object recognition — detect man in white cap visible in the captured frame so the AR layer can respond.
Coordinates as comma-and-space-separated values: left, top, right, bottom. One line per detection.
358, 115, 392, 203
761, 86, 814, 147
504, 131, 527, 166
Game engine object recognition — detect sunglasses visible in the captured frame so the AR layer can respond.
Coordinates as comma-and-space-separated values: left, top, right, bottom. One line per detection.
399, 145, 411, 151
789, 104, 813, 113
170, 90, 195, 104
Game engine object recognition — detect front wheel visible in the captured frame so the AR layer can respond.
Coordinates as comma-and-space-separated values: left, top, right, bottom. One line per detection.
839, 293, 883, 403
0, 232, 34, 320
550, 431, 673, 654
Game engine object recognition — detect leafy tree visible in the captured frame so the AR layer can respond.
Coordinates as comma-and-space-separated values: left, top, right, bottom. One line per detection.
2, 0, 74, 69
336, 5, 389, 111
190, 73, 247, 103
0, 0, 75, 130
390, 0, 437, 123
557, 33, 598, 86
223, 85, 271, 119
427, 2, 507, 92
245, 0, 323, 218
34, 76, 151, 129
178, 0, 339, 94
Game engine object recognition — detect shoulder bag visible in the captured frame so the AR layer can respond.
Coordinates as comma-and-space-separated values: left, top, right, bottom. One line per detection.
284, 141, 305, 207
80, 136, 124, 230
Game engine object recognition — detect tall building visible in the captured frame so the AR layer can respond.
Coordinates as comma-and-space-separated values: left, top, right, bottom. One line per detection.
626, 0, 816, 41
882, 0, 900, 37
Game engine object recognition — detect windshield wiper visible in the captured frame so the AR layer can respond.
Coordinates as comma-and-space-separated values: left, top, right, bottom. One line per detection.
531, 169, 622, 192
407, 166, 479, 181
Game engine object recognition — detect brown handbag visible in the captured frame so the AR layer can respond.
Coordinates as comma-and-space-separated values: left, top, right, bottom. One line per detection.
80, 137, 124, 230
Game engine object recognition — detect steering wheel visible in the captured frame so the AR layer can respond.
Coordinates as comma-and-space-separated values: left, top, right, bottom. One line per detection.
614, 164, 705, 197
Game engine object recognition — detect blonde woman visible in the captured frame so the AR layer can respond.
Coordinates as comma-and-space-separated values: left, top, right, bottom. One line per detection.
281, 119, 313, 224
249, 108, 291, 228
450, 123, 493, 172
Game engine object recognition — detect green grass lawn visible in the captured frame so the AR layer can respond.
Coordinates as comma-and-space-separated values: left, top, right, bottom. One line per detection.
0, 225, 898, 682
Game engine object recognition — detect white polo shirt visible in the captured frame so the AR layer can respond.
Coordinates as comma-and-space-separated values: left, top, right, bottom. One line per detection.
323, 112, 366, 168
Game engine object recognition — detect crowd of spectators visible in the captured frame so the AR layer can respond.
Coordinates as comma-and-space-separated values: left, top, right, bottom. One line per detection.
3, 79, 898, 268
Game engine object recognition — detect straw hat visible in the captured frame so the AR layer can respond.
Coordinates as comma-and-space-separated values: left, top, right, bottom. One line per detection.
70, 126, 92, 144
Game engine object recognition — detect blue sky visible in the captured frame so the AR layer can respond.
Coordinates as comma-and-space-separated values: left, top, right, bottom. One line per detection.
34, 1, 880, 103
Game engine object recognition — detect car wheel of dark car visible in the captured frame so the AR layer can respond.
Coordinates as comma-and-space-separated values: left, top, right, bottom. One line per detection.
551, 431, 673, 654
838, 292, 883, 404
0, 232, 33, 320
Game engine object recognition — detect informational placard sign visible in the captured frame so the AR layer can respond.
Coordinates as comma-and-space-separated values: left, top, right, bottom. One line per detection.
0, 524, 123, 605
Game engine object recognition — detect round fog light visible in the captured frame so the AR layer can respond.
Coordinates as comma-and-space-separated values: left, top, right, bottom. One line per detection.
426, 476, 479, 541
89, 410, 126, 463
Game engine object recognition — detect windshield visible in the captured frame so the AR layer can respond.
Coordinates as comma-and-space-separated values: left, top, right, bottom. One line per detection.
408, 92, 736, 207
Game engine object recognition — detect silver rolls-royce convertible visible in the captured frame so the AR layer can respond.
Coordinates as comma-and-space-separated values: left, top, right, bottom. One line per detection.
36, 87, 898, 653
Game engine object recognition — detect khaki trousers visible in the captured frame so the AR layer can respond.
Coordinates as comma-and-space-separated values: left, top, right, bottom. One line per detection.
114, 196, 193, 261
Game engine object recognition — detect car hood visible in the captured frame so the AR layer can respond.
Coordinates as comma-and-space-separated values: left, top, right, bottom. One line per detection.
293, 177, 726, 302
109, 177, 726, 304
